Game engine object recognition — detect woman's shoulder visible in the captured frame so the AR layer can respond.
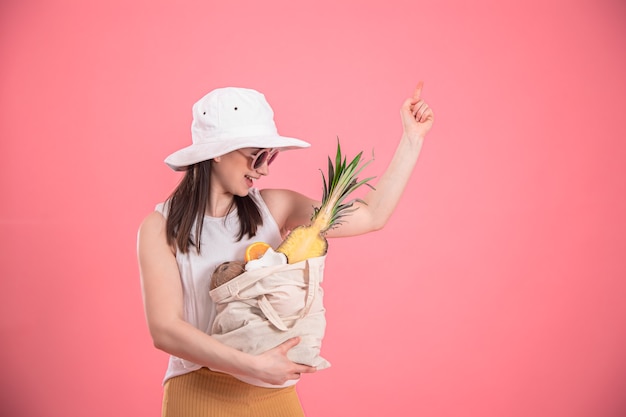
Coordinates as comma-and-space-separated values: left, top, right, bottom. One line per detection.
258, 188, 294, 228
137, 210, 172, 252
259, 188, 319, 231
137, 210, 177, 262
259, 188, 300, 207
260, 188, 317, 202
138, 210, 167, 234
139, 200, 168, 230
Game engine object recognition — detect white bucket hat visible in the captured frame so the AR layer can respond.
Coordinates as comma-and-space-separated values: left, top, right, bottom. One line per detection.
165, 87, 311, 171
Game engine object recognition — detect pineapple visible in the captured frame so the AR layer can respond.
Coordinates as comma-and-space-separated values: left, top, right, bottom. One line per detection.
276, 139, 374, 264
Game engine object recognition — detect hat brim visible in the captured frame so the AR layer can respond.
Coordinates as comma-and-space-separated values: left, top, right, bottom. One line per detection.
164, 135, 311, 171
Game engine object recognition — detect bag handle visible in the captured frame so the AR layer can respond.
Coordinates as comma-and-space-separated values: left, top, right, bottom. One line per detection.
256, 260, 319, 332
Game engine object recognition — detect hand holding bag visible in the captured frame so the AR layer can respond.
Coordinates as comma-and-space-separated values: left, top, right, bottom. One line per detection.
209, 255, 331, 384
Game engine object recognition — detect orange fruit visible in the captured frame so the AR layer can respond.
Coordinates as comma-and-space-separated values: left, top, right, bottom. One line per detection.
244, 242, 272, 262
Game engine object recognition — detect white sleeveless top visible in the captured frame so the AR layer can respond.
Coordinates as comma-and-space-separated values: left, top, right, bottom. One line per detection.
155, 188, 285, 385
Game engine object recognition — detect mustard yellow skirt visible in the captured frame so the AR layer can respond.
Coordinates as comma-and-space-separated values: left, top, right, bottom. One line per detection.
162, 367, 305, 417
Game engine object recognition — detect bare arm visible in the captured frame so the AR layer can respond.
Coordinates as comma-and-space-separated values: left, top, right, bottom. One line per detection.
263, 82, 434, 237
137, 211, 315, 385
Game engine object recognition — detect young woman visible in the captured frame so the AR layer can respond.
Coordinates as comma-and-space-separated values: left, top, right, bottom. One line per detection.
137, 85, 433, 416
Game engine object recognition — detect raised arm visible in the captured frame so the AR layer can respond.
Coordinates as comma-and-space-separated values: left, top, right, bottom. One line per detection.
329, 82, 434, 236
137, 211, 315, 385
264, 82, 434, 237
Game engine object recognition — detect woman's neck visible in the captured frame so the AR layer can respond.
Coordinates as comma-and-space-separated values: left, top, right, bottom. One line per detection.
206, 190, 235, 218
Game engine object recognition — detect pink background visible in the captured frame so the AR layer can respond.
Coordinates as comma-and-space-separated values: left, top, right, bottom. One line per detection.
1, 0, 625, 416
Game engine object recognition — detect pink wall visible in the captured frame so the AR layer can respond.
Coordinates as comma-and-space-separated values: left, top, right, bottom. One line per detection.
1, 1, 625, 416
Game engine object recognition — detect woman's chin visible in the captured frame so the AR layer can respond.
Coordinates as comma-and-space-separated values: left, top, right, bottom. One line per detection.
235, 187, 251, 197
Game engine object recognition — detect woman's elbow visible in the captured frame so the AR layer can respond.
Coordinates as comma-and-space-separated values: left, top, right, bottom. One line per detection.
152, 334, 169, 351
368, 214, 389, 232
148, 321, 178, 352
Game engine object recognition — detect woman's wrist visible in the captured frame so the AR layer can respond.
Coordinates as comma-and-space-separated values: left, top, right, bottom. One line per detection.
221, 349, 260, 380
399, 132, 425, 156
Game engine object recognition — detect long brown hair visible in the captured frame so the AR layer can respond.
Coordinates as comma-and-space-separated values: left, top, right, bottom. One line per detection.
165, 160, 263, 254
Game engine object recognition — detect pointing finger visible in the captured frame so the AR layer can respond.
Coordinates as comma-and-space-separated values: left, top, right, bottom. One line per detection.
413, 81, 424, 102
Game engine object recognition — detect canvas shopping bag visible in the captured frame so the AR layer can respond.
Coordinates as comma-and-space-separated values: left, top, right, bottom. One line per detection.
209, 255, 331, 374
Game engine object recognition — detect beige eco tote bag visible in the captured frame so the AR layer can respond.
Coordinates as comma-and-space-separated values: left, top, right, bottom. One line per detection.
209, 256, 331, 371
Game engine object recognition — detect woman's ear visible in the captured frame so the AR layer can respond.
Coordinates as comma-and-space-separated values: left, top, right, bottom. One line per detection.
213, 156, 221, 163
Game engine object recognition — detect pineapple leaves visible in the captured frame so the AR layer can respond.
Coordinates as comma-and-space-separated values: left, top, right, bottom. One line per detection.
315, 138, 376, 231
278, 139, 376, 263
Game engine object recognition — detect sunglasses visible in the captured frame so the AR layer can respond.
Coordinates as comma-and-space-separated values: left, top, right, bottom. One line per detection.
238, 148, 279, 170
